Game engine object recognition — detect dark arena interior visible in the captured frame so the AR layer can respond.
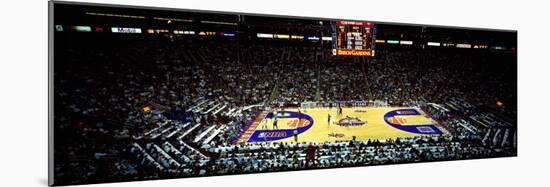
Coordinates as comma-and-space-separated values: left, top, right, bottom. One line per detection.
52, 3, 517, 186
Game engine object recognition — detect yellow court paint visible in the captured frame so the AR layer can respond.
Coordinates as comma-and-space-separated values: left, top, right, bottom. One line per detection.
251, 107, 440, 144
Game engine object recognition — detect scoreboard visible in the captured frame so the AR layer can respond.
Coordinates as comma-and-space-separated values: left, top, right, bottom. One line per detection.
332, 21, 375, 56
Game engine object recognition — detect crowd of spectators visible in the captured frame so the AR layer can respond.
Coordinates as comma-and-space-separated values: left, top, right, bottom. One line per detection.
53, 34, 516, 185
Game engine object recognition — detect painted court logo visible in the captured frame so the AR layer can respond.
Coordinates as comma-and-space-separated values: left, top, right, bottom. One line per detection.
396, 110, 416, 115
337, 117, 367, 127
258, 131, 288, 138
328, 133, 345, 138
384, 109, 443, 135
387, 116, 407, 125
246, 111, 314, 142
287, 118, 310, 128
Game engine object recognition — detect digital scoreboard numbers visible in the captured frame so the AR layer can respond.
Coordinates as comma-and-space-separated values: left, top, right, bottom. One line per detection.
332, 21, 375, 56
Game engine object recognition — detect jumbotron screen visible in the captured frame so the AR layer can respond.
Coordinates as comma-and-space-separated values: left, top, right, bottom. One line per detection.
332, 21, 375, 56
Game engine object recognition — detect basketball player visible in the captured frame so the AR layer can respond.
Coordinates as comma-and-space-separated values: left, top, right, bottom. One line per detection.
293, 128, 298, 142
328, 113, 331, 126
262, 117, 268, 129
272, 109, 278, 125
273, 118, 278, 129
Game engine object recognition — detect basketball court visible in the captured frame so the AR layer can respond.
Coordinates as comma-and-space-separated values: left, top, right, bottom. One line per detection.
236, 107, 448, 144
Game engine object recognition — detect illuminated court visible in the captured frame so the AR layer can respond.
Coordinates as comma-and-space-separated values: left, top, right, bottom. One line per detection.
236, 107, 447, 144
